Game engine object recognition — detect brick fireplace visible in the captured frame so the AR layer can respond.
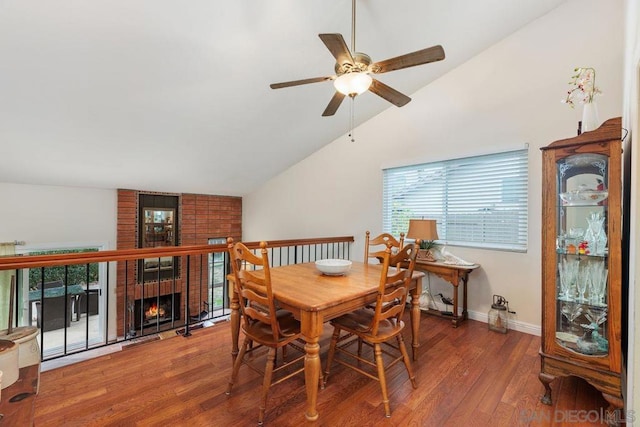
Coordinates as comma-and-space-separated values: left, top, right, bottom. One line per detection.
116, 189, 242, 335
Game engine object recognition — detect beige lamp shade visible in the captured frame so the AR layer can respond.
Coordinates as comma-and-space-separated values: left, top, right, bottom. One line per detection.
406, 219, 439, 242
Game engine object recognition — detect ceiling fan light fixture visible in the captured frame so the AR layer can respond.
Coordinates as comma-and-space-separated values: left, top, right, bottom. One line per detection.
333, 72, 372, 96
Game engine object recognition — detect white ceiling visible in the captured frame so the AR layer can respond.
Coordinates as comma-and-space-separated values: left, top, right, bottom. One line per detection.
0, 0, 567, 196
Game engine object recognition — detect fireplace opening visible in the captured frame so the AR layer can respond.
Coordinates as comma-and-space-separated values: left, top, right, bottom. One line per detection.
134, 293, 181, 330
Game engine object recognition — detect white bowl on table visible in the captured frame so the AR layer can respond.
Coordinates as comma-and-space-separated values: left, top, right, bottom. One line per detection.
315, 259, 352, 276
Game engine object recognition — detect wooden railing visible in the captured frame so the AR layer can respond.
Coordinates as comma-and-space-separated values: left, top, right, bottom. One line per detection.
0, 236, 354, 362
0, 244, 225, 269
0, 236, 354, 269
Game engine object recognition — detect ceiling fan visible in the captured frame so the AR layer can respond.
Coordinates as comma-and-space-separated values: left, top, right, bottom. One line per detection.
269, 0, 445, 117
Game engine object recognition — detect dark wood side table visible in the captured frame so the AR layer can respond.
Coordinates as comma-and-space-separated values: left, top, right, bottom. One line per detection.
414, 260, 480, 327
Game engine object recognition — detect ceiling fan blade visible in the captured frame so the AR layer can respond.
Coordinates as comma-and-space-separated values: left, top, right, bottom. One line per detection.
270, 76, 333, 89
369, 79, 411, 107
372, 45, 445, 74
319, 34, 354, 66
322, 92, 346, 116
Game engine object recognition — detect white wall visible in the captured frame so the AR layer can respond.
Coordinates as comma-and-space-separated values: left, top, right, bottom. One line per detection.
623, 0, 639, 418
244, 0, 624, 330
0, 182, 119, 337
0, 182, 117, 248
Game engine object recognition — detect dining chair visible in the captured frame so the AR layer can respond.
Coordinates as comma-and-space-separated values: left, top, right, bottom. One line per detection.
324, 242, 419, 418
226, 241, 306, 426
364, 231, 404, 264
363, 231, 405, 313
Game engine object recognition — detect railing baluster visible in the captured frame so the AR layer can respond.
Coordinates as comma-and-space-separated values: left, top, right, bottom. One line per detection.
171, 259, 177, 330
155, 256, 161, 333
139, 266, 145, 337
63, 265, 69, 355
85, 263, 90, 350
197, 254, 202, 320
37, 268, 44, 360
105, 261, 110, 345
124, 260, 129, 339
223, 251, 230, 314
184, 255, 191, 337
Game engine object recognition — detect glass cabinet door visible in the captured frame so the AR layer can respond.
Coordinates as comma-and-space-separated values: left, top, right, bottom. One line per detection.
554, 153, 609, 356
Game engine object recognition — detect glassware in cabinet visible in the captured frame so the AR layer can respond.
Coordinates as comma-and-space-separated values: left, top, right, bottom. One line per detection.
539, 117, 623, 415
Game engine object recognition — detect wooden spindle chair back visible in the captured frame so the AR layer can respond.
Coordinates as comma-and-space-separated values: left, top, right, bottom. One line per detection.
364, 231, 405, 264
369, 242, 418, 336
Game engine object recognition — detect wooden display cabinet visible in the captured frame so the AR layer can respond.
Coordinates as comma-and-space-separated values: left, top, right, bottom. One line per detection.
539, 117, 624, 421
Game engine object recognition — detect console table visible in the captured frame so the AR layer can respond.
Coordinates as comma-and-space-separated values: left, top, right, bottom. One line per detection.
415, 260, 480, 327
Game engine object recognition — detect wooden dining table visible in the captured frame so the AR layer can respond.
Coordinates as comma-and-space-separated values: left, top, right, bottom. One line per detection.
228, 261, 425, 423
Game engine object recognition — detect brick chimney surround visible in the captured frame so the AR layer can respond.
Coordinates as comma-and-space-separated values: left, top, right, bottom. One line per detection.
116, 189, 242, 334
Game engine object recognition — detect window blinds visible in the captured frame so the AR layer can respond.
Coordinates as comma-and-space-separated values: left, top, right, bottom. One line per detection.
383, 149, 528, 252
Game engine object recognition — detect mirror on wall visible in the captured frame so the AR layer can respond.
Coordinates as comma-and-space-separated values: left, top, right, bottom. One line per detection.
142, 208, 175, 273
142, 208, 176, 275
143, 208, 175, 247
137, 193, 180, 282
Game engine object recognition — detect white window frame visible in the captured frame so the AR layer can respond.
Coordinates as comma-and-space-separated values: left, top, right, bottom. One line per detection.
16, 242, 108, 355
383, 149, 529, 252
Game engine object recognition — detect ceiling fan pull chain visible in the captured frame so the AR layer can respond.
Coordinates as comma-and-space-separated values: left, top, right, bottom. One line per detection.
349, 96, 355, 142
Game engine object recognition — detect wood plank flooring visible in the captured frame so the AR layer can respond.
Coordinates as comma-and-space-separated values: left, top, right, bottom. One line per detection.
32, 314, 611, 426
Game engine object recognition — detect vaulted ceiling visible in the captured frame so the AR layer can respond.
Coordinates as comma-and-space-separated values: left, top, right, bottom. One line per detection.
0, 0, 567, 195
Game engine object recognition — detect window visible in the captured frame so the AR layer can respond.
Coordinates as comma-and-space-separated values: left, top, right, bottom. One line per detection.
383, 149, 528, 252
208, 237, 230, 317
16, 244, 107, 359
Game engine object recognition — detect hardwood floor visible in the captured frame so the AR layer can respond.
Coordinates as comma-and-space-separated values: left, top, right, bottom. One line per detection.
32, 314, 610, 426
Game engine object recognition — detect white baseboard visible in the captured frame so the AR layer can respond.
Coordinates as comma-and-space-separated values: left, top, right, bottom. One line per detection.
467, 309, 541, 336
420, 291, 541, 336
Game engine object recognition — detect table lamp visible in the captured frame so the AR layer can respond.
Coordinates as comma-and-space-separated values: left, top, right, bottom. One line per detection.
406, 219, 439, 261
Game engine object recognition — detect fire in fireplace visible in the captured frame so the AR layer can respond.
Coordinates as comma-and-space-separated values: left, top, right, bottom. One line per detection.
145, 302, 166, 320
134, 293, 181, 330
